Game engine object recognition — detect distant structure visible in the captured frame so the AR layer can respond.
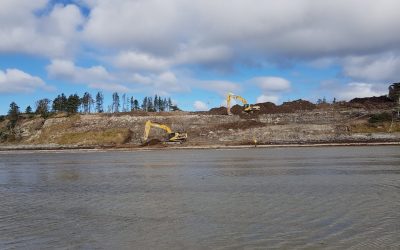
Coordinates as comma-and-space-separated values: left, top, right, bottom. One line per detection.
388, 82, 400, 103
389, 83, 400, 118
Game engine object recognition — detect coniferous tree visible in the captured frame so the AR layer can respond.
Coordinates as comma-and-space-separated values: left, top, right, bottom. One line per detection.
154, 95, 159, 112
67, 94, 81, 114
147, 97, 154, 111
8, 102, 20, 128
53, 93, 68, 112
158, 97, 164, 111
35, 99, 51, 118
81, 92, 94, 113
25, 105, 32, 114
95, 92, 104, 113
130, 97, 134, 111
168, 98, 173, 111
133, 99, 139, 110
142, 97, 148, 111
112, 92, 120, 113
122, 93, 126, 112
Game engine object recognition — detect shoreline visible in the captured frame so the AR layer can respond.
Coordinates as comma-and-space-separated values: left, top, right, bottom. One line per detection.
1, 141, 399, 153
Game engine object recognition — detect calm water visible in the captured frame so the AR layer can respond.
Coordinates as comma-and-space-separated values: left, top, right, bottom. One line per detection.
0, 146, 399, 249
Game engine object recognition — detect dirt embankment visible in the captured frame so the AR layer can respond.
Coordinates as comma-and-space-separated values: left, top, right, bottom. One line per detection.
0, 97, 399, 149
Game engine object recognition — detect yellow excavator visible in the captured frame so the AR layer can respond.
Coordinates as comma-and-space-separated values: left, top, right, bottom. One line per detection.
143, 120, 187, 144
226, 93, 260, 115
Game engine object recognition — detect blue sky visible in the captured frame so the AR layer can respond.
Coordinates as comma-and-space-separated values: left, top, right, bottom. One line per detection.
1, 0, 399, 115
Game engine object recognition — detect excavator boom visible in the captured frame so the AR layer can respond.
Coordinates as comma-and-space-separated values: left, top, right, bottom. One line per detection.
143, 120, 187, 143
226, 93, 260, 115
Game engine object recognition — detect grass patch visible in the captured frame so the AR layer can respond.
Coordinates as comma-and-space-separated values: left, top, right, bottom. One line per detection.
350, 121, 400, 133
368, 112, 392, 123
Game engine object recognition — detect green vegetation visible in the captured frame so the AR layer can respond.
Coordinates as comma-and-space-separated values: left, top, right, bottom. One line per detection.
8, 102, 20, 129
368, 112, 392, 123
350, 121, 400, 133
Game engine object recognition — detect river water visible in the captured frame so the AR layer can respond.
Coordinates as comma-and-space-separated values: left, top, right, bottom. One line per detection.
0, 146, 399, 249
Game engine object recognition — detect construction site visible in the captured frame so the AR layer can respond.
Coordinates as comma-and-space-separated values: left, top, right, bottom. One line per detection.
1, 92, 399, 150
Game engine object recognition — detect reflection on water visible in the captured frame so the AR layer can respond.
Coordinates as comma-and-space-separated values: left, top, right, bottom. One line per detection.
0, 146, 399, 249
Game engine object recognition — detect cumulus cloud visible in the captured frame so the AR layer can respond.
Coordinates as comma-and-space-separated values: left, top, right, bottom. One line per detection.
251, 76, 291, 92
0, 68, 51, 93
323, 82, 388, 101
113, 51, 170, 72
193, 100, 208, 111
88, 82, 130, 92
83, 0, 400, 62
3, 0, 400, 102
46, 59, 131, 92
197, 80, 241, 96
343, 53, 400, 82
0, 1, 84, 57
47, 59, 113, 83
256, 95, 279, 104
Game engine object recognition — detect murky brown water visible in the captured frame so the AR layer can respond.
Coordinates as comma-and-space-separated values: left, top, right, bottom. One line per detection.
0, 146, 399, 249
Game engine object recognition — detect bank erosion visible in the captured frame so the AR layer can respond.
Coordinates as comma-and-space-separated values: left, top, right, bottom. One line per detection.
1, 97, 399, 150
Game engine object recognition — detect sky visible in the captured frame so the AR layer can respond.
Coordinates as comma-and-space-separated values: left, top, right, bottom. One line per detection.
1, 0, 399, 114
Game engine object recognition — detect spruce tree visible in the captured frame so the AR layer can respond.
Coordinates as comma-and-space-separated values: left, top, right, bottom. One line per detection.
95, 92, 104, 113
8, 102, 20, 128
112, 92, 120, 113
35, 99, 51, 118
25, 105, 32, 114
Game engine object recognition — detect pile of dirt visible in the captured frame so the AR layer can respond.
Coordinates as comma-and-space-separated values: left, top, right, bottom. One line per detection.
279, 99, 316, 113
230, 105, 244, 115
207, 99, 316, 116
350, 96, 393, 104
255, 102, 278, 114
349, 96, 394, 109
141, 138, 162, 146
208, 106, 227, 115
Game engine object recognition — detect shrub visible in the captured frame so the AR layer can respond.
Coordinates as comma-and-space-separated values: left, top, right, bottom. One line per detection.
368, 112, 392, 123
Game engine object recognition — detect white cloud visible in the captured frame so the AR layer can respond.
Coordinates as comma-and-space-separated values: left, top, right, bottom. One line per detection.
251, 76, 291, 92
175, 45, 232, 65
131, 73, 152, 84
46, 59, 131, 92
0, 2, 84, 57
198, 80, 241, 96
113, 51, 170, 72
83, 0, 400, 63
88, 82, 130, 92
256, 95, 279, 104
330, 82, 388, 101
0, 68, 51, 93
193, 100, 208, 111
47, 59, 113, 83
343, 53, 400, 82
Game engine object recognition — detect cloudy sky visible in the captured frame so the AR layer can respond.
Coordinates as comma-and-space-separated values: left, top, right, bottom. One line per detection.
1, 0, 399, 114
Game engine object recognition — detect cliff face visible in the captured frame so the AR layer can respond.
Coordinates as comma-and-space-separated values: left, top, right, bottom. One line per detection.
1, 108, 399, 149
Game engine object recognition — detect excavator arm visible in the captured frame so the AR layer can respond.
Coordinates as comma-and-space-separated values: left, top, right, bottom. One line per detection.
226, 93, 259, 115
143, 120, 187, 143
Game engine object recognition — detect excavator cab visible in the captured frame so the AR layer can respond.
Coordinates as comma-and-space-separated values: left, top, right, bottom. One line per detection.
143, 120, 187, 144
227, 93, 260, 115
167, 132, 188, 142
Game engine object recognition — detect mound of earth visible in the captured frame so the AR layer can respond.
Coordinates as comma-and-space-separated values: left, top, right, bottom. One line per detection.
349, 96, 394, 109
278, 99, 316, 113
255, 102, 278, 114
141, 138, 162, 146
208, 106, 227, 115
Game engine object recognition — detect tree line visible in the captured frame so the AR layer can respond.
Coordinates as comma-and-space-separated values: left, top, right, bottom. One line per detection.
4, 92, 179, 128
